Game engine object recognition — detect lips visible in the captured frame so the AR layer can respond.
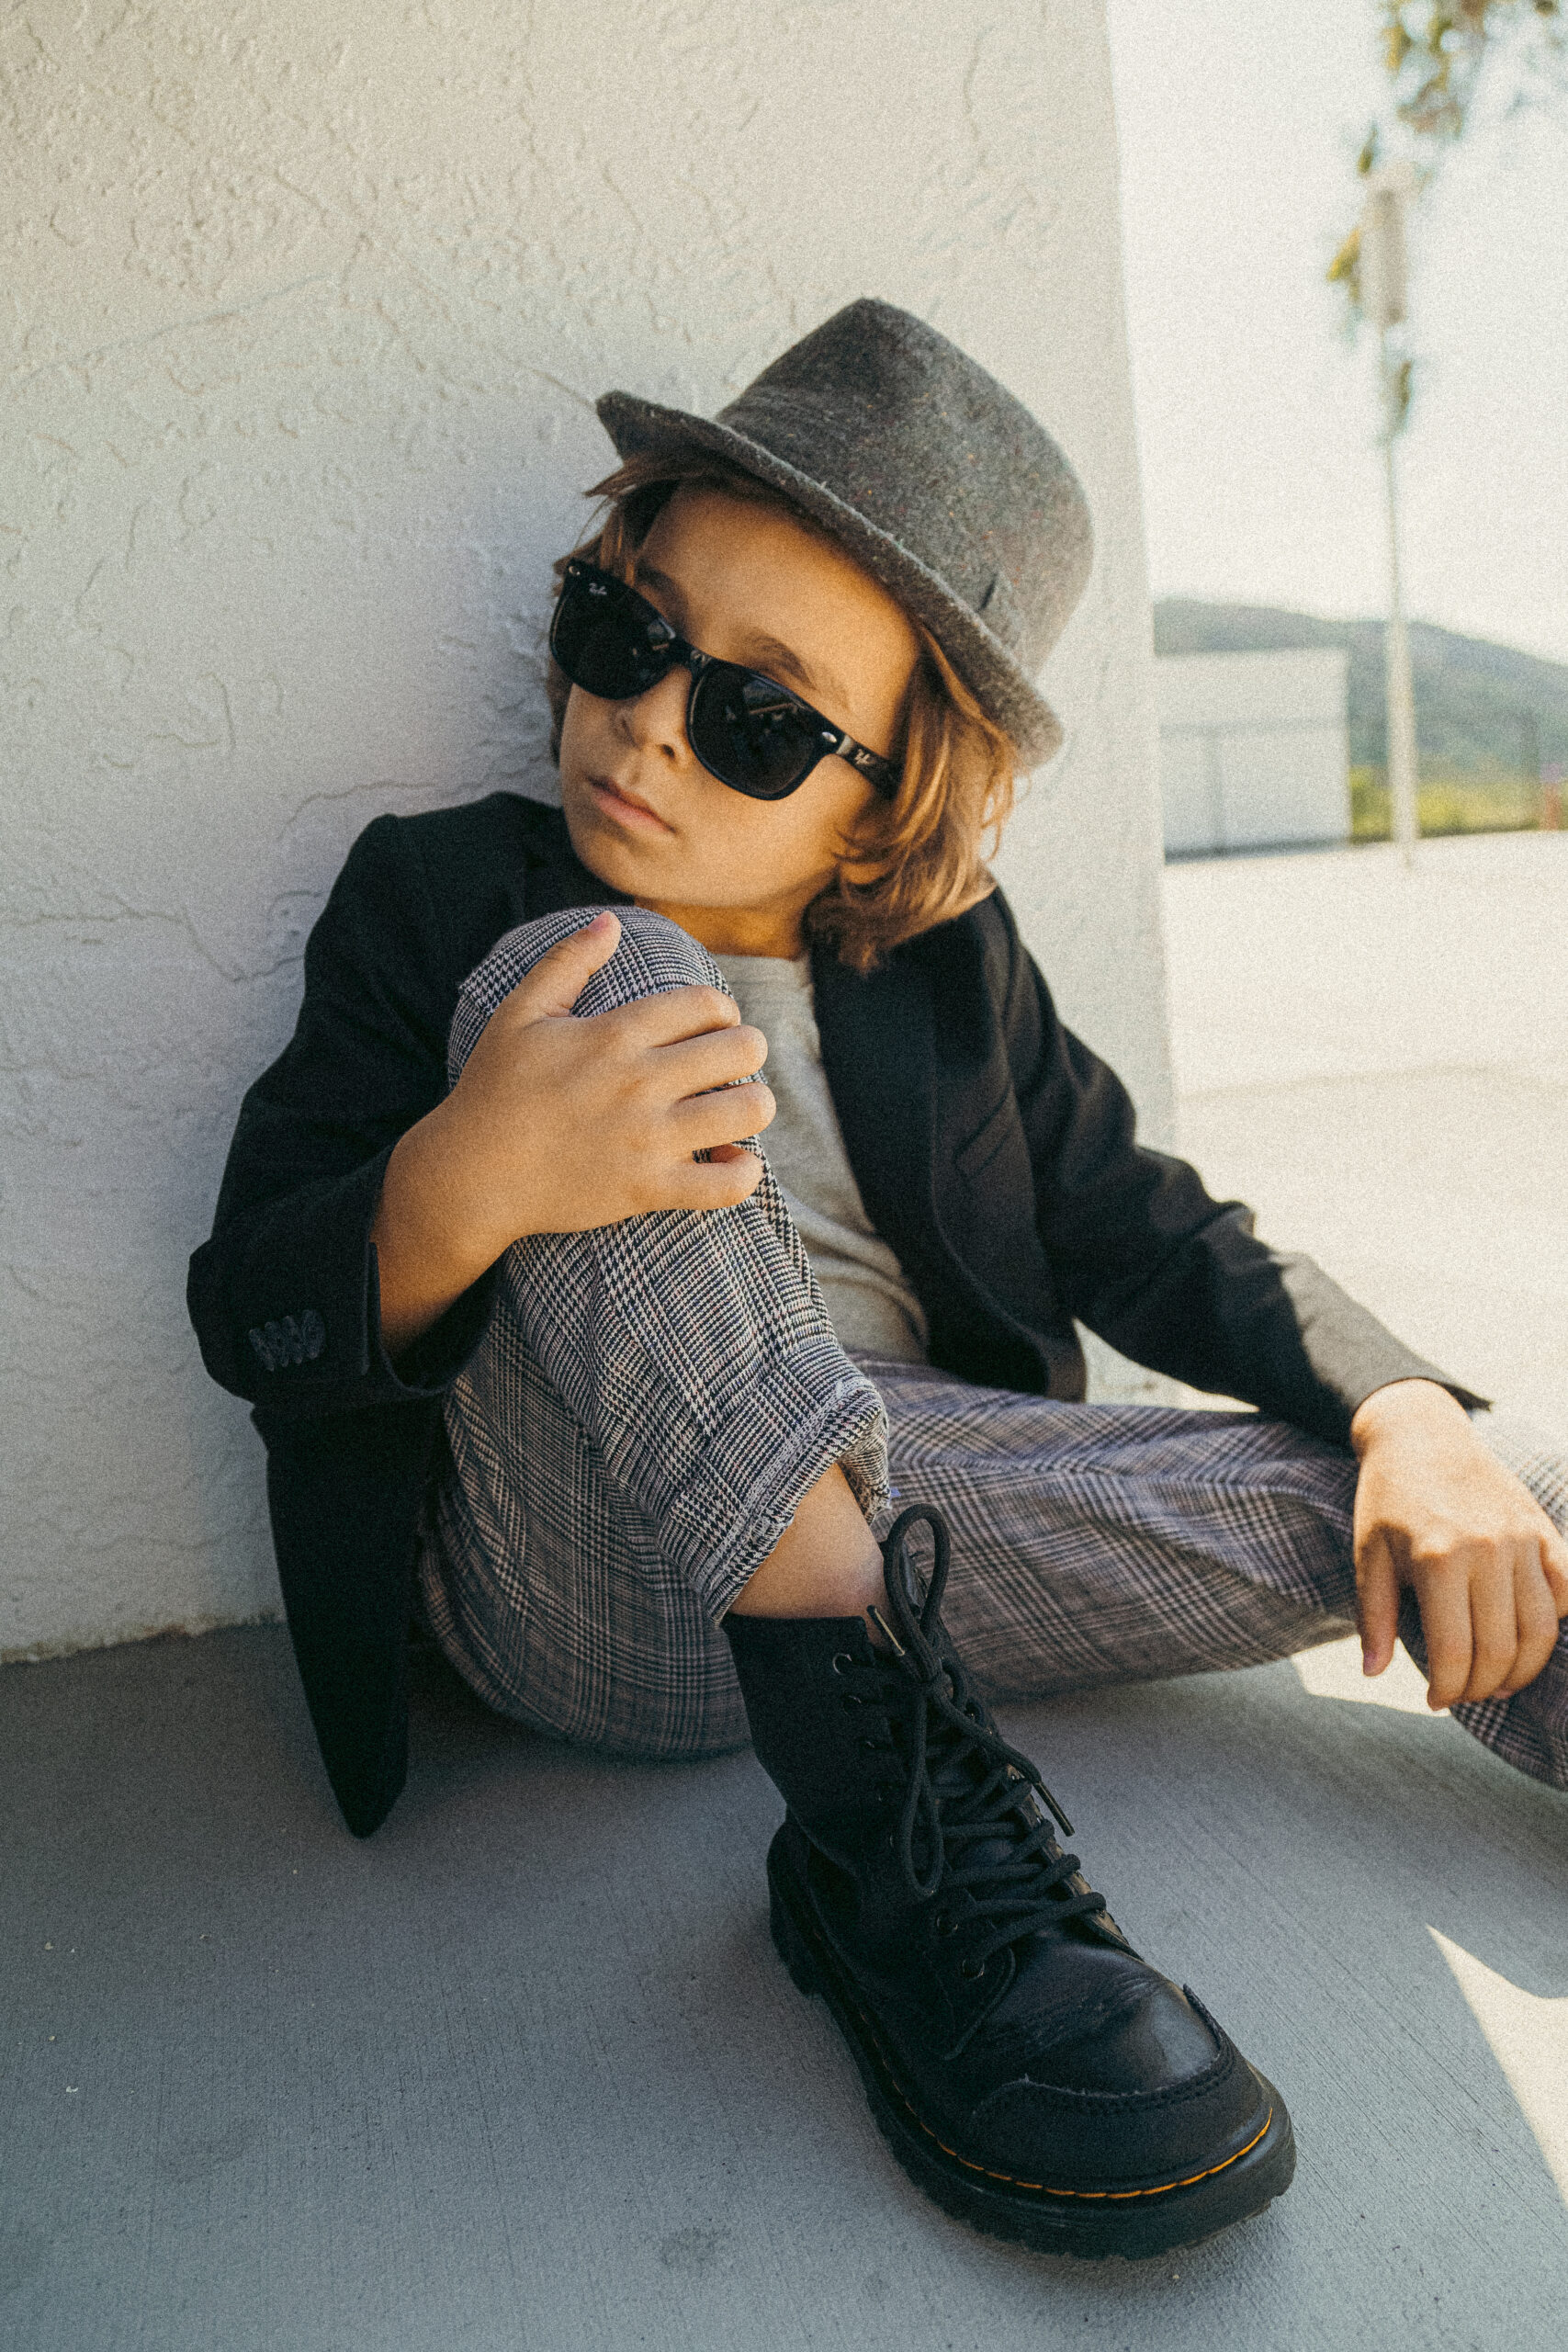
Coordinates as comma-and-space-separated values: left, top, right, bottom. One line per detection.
586, 775, 673, 833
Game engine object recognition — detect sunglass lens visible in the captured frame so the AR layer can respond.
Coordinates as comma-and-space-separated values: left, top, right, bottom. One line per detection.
690, 665, 818, 800
550, 572, 667, 700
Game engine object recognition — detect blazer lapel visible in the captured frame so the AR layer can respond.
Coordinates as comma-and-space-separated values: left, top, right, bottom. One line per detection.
810, 938, 942, 1289
812, 917, 1065, 1395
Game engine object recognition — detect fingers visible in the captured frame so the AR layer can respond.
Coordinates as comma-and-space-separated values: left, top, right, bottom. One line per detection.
1355, 1534, 1401, 1678
602, 983, 742, 1048
1457, 1542, 1522, 1704
673, 1080, 775, 1152
669, 1149, 767, 1211
489, 936, 741, 1043
1409, 1534, 1567, 1709
1542, 1526, 1568, 1616
498, 910, 623, 1023
657, 1022, 770, 1093
1352, 1434, 1568, 1710
1417, 1565, 1475, 1712
1497, 1544, 1563, 1694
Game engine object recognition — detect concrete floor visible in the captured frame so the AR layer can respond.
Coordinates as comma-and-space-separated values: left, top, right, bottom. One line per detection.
6, 830, 1566, 2350
6, 1621, 1567, 2352
1165, 831, 1568, 1442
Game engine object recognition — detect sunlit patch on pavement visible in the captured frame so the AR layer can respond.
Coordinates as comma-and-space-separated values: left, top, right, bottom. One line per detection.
1291, 1633, 1437, 1714
1429, 1927, 1568, 2201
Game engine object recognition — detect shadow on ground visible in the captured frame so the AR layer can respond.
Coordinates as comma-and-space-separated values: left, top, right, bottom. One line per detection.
5, 1625, 1564, 2351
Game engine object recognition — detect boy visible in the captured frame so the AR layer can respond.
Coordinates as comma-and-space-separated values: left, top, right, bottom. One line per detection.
190, 299, 1568, 2259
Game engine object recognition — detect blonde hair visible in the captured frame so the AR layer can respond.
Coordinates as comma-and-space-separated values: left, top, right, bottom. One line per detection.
546, 449, 1017, 972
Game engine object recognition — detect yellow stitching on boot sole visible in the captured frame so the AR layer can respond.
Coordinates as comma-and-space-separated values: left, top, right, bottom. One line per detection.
910, 2099, 1274, 2200
795, 1894, 1275, 2202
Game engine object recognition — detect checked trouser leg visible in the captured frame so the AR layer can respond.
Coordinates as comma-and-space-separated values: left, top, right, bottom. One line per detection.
417, 904, 889, 1759
860, 1354, 1568, 1793
418, 908, 1568, 1796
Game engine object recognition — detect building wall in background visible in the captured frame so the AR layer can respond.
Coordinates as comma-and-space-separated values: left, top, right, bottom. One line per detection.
1157, 649, 1351, 857
2, 0, 1168, 1659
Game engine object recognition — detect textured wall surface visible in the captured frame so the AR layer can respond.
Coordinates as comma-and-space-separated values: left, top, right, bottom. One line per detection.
1, 0, 1169, 1657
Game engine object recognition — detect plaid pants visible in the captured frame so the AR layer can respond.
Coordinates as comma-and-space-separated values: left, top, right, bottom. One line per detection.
418, 907, 1568, 1793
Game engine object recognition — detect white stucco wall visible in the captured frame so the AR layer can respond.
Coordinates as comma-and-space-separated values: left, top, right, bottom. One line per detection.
1, 0, 1170, 1659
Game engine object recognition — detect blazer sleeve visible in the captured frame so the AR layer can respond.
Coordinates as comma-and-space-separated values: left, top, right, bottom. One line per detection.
994, 900, 1486, 1445
186, 813, 499, 1419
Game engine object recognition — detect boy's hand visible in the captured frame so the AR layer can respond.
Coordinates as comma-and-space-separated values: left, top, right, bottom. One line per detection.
446, 910, 774, 1254
370, 911, 773, 1356
1350, 1380, 1568, 1710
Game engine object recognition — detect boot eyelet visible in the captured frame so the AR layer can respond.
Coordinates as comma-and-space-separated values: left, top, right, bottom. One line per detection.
960, 1957, 987, 1980
934, 1911, 956, 1938
855, 1736, 881, 1756
831, 1653, 854, 1676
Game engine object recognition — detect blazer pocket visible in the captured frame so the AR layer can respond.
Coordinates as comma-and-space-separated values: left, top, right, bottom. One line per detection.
954, 1092, 1015, 1182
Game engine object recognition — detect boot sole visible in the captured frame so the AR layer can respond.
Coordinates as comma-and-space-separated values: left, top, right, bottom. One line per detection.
767, 1836, 1295, 2261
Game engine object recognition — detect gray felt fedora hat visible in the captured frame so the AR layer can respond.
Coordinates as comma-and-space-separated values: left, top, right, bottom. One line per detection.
595, 297, 1093, 766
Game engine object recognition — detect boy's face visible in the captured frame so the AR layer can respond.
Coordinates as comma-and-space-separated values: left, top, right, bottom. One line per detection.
558, 485, 919, 957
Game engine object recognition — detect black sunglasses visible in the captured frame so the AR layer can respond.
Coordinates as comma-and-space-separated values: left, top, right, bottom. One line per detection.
548, 560, 899, 803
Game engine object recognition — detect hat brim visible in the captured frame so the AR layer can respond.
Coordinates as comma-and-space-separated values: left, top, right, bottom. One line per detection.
594, 391, 1065, 767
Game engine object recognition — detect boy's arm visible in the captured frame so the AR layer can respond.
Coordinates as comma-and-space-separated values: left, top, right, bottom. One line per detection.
993, 899, 1485, 1444
189, 830, 776, 1413
186, 814, 499, 1419
991, 900, 1568, 1713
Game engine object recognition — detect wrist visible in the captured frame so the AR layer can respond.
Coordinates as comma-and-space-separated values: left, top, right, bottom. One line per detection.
430, 1075, 559, 1256
374, 1103, 499, 1303
415, 1094, 522, 1267
1349, 1378, 1472, 1459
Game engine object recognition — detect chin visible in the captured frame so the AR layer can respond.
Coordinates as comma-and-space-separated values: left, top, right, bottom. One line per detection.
561, 794, 654, 895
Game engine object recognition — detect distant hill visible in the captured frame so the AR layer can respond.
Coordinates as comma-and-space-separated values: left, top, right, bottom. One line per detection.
1153, 601, 1568, 776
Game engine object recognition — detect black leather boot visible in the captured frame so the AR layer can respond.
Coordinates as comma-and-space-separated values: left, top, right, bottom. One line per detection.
725, 1506, 1295, 2259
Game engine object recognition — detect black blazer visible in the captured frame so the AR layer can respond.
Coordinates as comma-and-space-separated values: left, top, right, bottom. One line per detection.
187, 792, 1473, 1835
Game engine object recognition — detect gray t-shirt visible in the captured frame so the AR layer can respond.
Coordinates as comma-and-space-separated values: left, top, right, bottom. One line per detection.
715, 952, 930, 1365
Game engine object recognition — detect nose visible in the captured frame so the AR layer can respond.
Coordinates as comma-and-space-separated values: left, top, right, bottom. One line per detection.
617, 662, 694, 767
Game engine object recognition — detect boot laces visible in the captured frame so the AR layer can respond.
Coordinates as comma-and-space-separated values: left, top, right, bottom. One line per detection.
862, 1506, 1109, 1967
